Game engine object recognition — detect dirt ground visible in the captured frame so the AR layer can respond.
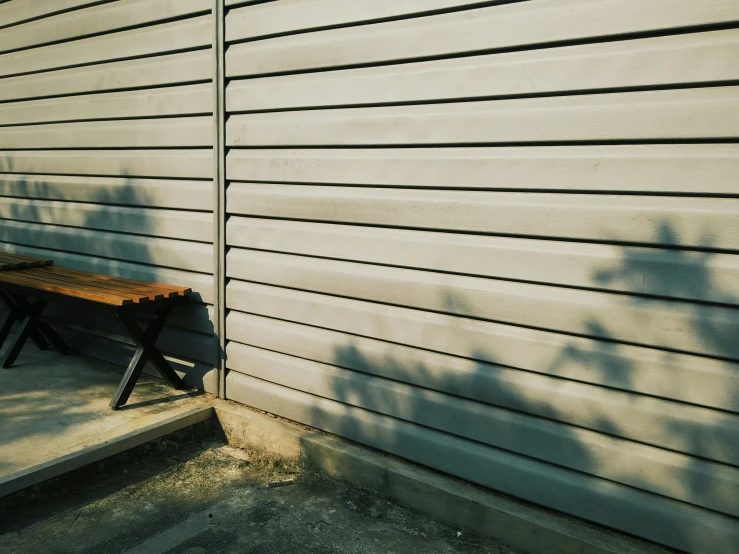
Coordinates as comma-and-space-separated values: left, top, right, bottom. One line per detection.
0, 426, 516, 554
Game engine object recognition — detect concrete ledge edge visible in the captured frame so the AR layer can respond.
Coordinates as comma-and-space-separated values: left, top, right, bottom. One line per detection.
213, 400, 674, 554
0, 405, 214, 498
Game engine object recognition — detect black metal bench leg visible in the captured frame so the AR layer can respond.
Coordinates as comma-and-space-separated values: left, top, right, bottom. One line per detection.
110, 306, 186, 409
2, 298, 50, 368
0, 291, 49, 351
3, 317, 34, 368
0, 310, 15, 349
7, 293, 69, 353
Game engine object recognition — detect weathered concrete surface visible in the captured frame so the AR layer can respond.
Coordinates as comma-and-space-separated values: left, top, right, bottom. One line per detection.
0, 342, 211, 494
213, 401, 676, 554
0, 432, 514, 554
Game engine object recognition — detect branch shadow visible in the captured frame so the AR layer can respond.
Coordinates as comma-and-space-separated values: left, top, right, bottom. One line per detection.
0, 154, 219, 469
277, 218, 739, 553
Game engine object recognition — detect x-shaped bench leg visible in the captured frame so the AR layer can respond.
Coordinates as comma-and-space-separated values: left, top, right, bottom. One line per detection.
0, 291, 52, 352
1, 293, 70, 368
110, 306, 186, 409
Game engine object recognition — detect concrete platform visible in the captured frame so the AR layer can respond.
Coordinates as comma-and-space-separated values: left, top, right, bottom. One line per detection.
0, 343, 213, 497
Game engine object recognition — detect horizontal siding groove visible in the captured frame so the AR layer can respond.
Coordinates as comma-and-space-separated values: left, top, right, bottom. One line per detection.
0, 223, 213, 274
0, 15, 212, 79
225, 0, 277, 8
225, 1, 522, 44
225, 218, 739, 306
0, 49, 212, 104
0, 113, 214, 130
0, 198, 213, 242
226, 0, 739, 77
225, 249, 739, 360
225, 28, 739, 111
0, 117, 213, 149
0, 150, 213, 179
227, 86, 739, 146
0, 0, 212, 55
225, 145, 739, 194
225, 372, 739, 554
0, 83, 213, 126
225, 280, 739, 413
0, 1, 112, 31
0, 173, 213, 210
226, 82, 739, 116
226, 184, 739, 252
225, 340, 739, 515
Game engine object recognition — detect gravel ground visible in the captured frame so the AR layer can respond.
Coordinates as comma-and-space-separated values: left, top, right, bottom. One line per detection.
0, 427, 515, 554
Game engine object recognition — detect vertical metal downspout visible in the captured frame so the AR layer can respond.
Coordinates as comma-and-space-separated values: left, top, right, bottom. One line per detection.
212, 0, 227, 399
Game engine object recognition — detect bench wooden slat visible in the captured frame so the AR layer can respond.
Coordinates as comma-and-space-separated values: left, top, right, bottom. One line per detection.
0, 271, 135, 306
24, 267, 166, 300
21, 268, 160, 302
42, 266, 192, 297
40, 267, 187, 299
0, 252, 53, 270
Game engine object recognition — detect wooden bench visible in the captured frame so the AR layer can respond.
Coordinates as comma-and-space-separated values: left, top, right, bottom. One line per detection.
0, 262, 191, 409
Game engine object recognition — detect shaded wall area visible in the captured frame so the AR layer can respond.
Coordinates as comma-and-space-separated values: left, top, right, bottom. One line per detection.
0, 0, 217, 390
221, 1, 739, 553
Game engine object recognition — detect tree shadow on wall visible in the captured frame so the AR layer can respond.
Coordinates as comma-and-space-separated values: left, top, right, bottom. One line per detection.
0, 155, 219, 464
267, 219, 739, 554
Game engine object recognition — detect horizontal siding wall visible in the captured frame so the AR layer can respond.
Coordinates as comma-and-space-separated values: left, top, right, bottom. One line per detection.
223, 1, 739, 553
0, 0, 217, 391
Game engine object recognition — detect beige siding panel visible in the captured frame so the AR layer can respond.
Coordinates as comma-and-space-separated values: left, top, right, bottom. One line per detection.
49, 299, 216, 336
46, 308, 216, 364
226, 280, 739, 414
0, 15, 211, 78
225, 372, 739, 554
227, 249, 739, 360
228, 87, 739, 146
227, 184, 739, 251
0, 242, 213, 303
0, 0, 105, 28
228, 313, 739, 463
0, 50, 211, 103
0, 150, 213, 179
226, 0, 739, 76
0, 174, 212, 210
55, 324, 217, 392
226, 340, 739, 516
0, 198, 212, 242
226, 0, 493, 42
228, 312, 739, 448
0, 0, 210, 53
0, 83, 212, 125
226, 145, 739, 194
226, 218, 739, 305
0, 221, 212, 273
0, 117, 212, 148
227, 29, 739, 111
